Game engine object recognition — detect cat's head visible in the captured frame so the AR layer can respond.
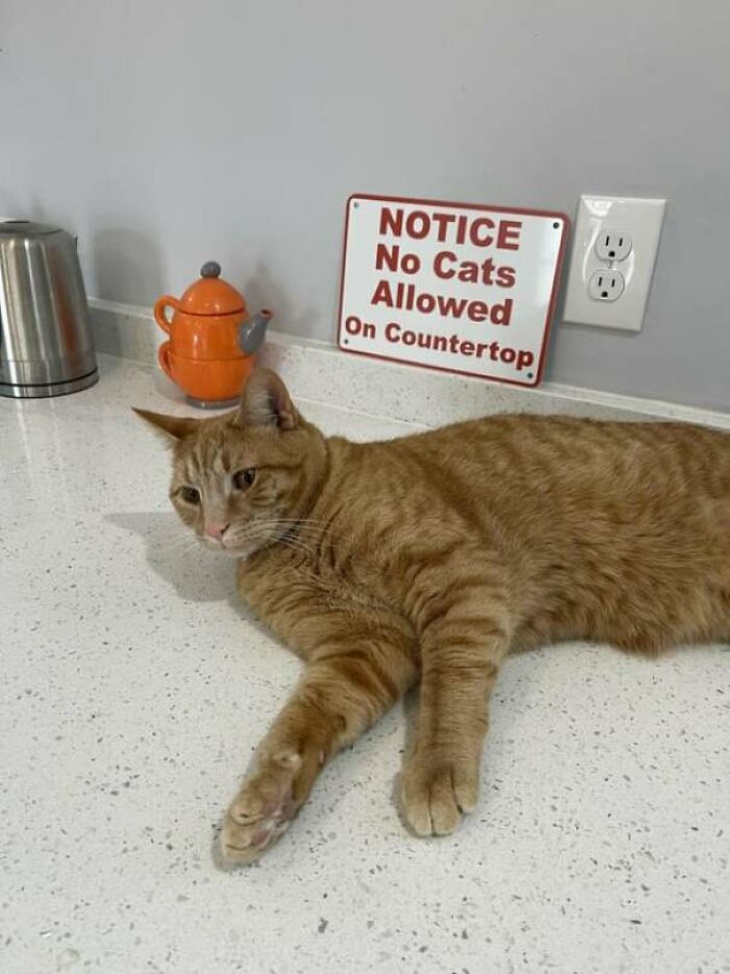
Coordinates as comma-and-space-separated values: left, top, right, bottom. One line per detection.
135, 369, 327, 559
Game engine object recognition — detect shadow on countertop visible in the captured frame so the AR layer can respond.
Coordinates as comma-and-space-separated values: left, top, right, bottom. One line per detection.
105, 510, 236, 603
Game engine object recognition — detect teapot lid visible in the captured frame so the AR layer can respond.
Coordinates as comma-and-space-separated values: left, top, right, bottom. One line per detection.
178, 261, 246, 315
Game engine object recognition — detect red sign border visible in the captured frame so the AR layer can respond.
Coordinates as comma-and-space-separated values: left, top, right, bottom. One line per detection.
336, 192, 571, 388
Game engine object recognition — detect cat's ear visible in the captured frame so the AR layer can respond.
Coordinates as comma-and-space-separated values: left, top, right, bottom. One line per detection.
234, 369, 300, 431
133, 409, 200, 440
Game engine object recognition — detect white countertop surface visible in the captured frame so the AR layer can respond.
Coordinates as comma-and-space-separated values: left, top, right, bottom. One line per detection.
1, 354, 728, 974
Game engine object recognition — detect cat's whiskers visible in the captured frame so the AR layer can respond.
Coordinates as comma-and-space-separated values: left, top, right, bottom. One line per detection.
231, 518, 336, 564
243, 522, 316, 556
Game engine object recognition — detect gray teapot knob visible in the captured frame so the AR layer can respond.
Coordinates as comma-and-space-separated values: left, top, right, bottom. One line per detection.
200, 261, 221, 278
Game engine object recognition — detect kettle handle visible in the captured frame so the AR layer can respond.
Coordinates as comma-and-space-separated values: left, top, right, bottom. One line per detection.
154, 295, 179, 335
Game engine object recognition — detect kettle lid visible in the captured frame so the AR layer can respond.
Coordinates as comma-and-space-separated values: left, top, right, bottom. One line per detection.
178, 261, 246, 315
0, 220, 61, 237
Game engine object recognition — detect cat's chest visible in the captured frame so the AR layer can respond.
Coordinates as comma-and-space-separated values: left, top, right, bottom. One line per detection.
243, 523, 381, 587
235, 541, 391, 658
240, 539, 380, 606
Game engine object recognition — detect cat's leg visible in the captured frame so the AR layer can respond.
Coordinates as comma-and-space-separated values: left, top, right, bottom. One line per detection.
220, 609, 418, 865
401, 550, 511, 837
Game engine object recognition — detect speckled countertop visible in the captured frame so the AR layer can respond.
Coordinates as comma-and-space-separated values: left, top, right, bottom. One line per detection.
1, 354, 728, 974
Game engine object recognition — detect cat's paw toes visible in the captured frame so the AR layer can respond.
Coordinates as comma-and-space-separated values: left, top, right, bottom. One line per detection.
220, 812, 291, 866
401, 760, 479, 837
220, 763, 298, 865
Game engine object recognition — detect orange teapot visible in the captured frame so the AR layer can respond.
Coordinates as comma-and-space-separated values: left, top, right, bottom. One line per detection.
154, 261, 272, 407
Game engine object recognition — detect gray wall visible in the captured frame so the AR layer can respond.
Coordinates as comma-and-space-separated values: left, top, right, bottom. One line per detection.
2, 0, 728, 410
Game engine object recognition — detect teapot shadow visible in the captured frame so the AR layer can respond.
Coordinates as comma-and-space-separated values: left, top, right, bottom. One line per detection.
91, 227, 165, 311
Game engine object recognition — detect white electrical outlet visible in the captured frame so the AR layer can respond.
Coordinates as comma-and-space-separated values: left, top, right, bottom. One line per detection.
595, 230, 632, 262
588, 269, 624, 302
563, 195, 667, 332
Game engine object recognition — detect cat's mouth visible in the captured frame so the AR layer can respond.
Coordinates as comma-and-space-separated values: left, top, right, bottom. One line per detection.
199, 534, 264, 560
196, 519, 292, 560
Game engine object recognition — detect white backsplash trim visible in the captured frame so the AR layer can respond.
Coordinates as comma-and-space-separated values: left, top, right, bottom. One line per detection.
90, 299, 730, 430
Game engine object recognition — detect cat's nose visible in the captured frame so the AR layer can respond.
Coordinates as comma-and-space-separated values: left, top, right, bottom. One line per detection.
205, 522, 229, 541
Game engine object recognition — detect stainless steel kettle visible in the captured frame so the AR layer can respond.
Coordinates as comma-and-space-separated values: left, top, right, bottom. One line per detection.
0, 221, 98, 398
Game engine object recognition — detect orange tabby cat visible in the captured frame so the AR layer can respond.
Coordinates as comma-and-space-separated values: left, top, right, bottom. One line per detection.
137, 369, 730, 865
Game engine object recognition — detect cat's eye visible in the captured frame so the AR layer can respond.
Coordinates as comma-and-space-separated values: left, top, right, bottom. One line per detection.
180, 485, 200, 504
233, 468, 257, 490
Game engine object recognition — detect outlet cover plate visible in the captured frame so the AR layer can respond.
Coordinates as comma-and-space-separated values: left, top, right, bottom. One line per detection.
563, 194, 666, 332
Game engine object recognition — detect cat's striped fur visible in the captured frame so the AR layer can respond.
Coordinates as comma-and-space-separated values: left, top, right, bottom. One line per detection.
137, 369, 730, 864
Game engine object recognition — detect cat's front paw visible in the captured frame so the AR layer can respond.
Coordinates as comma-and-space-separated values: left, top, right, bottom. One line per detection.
401, 756, 480, 837
220, 752, 304, 865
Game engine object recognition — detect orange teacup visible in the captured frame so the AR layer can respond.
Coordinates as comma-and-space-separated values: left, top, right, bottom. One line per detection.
158, 344, 254, 404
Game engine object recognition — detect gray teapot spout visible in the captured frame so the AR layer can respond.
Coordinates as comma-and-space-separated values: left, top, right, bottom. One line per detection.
238, 309, 273, 355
